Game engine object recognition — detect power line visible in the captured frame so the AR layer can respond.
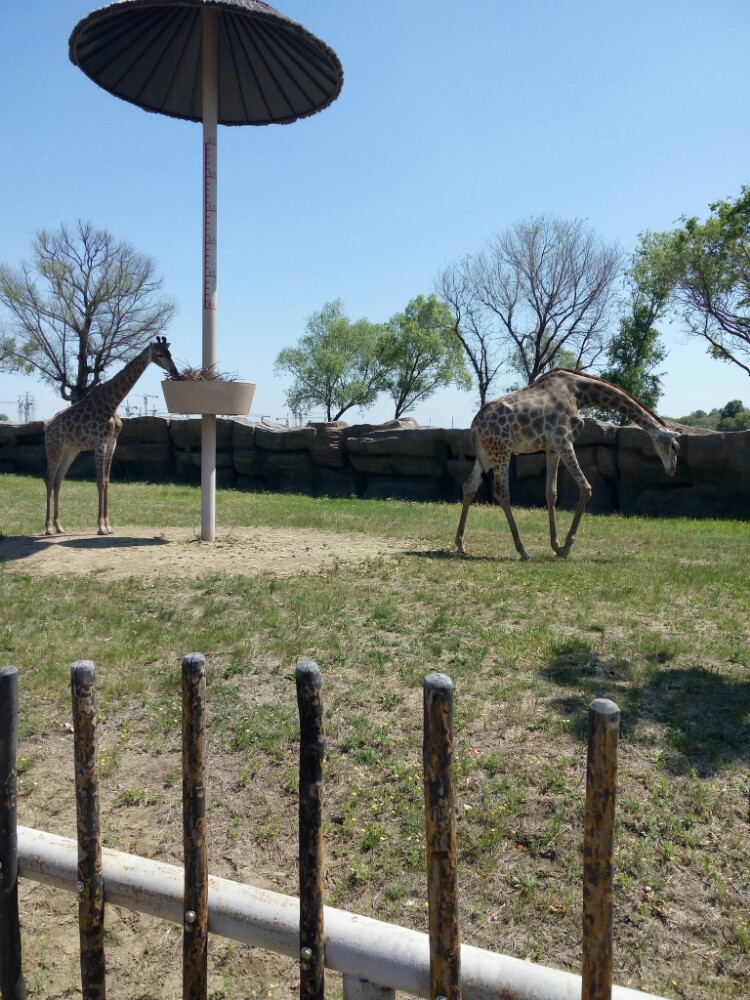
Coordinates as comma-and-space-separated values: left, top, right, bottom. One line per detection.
0, 394, 37, 422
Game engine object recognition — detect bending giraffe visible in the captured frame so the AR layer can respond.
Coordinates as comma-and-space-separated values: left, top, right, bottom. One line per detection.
44, 337, 179, 536
455, 368, 681, 560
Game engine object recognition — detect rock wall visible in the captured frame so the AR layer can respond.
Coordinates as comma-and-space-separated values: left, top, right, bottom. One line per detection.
1, 415, 748, 520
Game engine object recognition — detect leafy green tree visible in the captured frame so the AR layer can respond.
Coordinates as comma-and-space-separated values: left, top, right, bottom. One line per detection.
716, 400, 750, 430
380, 294, 471, 418
634, 188, 750, 377
0, 221, 176, 402
275, 300, 390, 421
676, 400, 750, 431
720, 399, 743, 419
592, 260, 669, 422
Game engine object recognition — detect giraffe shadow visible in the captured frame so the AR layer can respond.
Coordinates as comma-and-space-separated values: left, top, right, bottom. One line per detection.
401, 549, 514, 563
53, 535, 170, 550
0, 533, 170, 565
401, 548, 615, 565
542, 642, 750, 775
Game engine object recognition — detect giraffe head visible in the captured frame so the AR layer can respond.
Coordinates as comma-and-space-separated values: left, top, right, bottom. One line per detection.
651, 428, 680, 477
150, 336, 180, 379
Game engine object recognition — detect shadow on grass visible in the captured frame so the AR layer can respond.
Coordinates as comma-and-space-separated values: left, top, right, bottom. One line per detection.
542, 643, 750, 776
0, 532, 170, 565
402, 548, 617, 565
401, 548, 512, 563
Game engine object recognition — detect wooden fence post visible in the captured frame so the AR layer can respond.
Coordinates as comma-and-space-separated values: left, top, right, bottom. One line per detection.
581, 698, 620, 1000
182, 653, 208, 1000
70, 661, 106, 1000
423, 672, 461, 1000
0, 666, 27, 1000
296, 660, 325, 1000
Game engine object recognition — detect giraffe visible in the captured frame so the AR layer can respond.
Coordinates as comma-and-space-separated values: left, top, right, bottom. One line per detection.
455, 368, 681, 560
44, 337, 180, 536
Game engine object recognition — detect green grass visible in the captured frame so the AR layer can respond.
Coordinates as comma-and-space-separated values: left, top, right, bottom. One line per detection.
2, 473, 749, 1000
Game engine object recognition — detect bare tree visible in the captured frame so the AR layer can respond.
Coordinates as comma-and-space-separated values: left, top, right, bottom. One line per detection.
476, 216, 621, 385
438, 255, 507, 406
0, 221, 176, 402
0, 321, 19, 373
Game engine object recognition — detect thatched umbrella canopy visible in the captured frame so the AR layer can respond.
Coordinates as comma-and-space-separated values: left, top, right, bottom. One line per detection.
69, 0, 343, 125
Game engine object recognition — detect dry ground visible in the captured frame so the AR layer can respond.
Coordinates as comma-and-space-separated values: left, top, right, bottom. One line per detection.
3, 525, 410, 582
9, 527, 423, 1000
6, 518, 747, 1000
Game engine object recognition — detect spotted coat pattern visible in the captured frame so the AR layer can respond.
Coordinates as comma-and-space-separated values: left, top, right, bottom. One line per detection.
44, 338, 179, 535
454, 368, 681, 560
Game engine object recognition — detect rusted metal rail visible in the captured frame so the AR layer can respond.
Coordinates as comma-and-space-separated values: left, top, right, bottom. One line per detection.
182, 653, 209, 1000
70, 661, 106, 1000
423, 672, 461, 1000
0, 666, 27, 1000
582, 698, 620, 1000
296, 660, 326, 1000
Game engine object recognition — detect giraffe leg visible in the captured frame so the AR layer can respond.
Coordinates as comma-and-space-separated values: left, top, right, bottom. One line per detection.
45, 434, 62, 534
96, 439, 117, 534
46, 446, 78, 534
557, 445, 592, 558
454, 460, 483, 555
45, 479, 57, 535
545, 452, 563, 555
492, 459, 530, 561
45, 462, 59, 535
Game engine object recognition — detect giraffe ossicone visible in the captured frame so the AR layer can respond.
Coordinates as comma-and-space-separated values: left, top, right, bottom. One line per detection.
454, 368, 681, 560
44, 337, 179, 536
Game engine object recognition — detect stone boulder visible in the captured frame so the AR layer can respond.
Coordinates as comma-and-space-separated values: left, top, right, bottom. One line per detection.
255, 424, 316, 452
308, 422, 350, 469
1, 413, 747, 521
169, 417, 202, 450
254, 449, 314, 494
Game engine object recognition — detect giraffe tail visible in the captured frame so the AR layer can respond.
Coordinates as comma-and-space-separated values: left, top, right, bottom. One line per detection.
471, 427, 493, 474
469, 427, 495, 492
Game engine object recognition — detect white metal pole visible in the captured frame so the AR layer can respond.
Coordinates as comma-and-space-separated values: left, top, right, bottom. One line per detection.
17, 826, 666, 1000
201, 8, 218, 541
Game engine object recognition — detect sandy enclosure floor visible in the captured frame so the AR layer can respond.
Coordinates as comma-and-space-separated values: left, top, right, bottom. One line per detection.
0, 525, 414, 580
5, 523, 425, 998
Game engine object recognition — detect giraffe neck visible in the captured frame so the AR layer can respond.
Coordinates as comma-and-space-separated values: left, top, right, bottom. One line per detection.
558, 370, 666, 432
93, 347, 154, 412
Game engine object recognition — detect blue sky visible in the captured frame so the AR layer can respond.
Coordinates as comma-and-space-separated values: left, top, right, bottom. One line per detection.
1, 0, 749, 426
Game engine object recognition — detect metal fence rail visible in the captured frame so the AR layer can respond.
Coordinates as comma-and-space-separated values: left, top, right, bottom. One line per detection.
16, 825, 661, 1000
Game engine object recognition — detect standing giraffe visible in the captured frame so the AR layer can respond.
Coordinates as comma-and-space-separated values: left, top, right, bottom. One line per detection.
44, 337, 179, 536
455, 368, 680, 560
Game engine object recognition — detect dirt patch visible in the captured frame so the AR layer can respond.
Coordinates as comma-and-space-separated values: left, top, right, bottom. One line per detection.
7, 524, 422, 999
17, 723, 319, 1000
1, 526, 412, 581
